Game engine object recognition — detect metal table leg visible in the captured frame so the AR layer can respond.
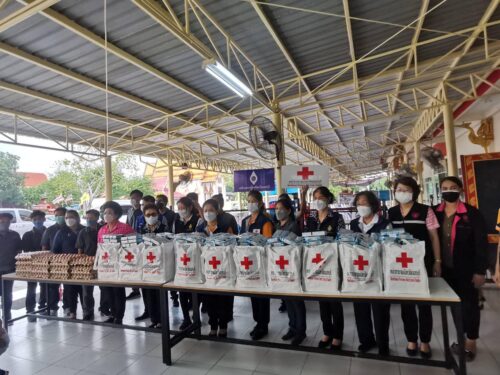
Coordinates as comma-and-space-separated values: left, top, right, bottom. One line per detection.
1, 278, 6, 331
159, 288, 172, 365
441, 305, 452, 369
192, 293, 201, 335
454, 304, 467, 375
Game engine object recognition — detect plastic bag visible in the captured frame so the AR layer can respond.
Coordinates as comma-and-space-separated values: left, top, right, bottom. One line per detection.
94, 244, 120, 280
340, 241, 382, 294
233, 245, 267, 289
267, 244, 302, 292
201, 245, 235, 288
174, 241, 204, 284
142, 242, 175, 283
118, 243, 144, 281
303, 242, 339, 293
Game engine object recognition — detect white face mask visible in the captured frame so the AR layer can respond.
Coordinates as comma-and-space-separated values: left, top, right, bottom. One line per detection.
248, 202, 259, 213
357, 206, 372, 218
145, 216, 158, 225
395, 191, 413, 204
178, 209, 189, 219
65, 218, 77, 227
312, 199, 327, 211
204, 212, 217, 223
275, 209, 288, 221
104, 213, 115, 224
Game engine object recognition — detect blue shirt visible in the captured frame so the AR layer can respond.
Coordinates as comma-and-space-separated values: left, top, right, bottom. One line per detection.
52, 225, 84, 254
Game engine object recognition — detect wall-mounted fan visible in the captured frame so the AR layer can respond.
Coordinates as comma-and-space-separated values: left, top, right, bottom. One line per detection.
249, 116, 283, 161
421, 146, 444, 172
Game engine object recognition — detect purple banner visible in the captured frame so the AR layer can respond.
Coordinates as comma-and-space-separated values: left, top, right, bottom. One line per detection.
234, 168, 275, 192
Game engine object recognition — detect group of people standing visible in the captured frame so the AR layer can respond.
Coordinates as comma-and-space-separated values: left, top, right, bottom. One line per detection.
0, 174, 489, 361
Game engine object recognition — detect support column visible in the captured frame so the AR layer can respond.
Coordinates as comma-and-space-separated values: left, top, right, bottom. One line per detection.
443, 103, 458, 176
168, 164, 175, 210
104, 155, 112, 201
273, 103, 284, 196
414, 141, 424, 203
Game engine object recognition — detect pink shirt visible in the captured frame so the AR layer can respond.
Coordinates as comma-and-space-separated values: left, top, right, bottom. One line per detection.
97, 222, 135, 243
425, 208, 440, 230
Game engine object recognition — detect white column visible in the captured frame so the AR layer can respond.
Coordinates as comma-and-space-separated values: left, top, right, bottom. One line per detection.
104, 155, 112, 201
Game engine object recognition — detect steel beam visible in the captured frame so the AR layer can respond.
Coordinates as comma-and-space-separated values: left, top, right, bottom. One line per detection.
0, 0, 58, 33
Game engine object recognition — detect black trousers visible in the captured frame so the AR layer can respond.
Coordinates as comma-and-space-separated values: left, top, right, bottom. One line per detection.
143, 289, 160, 324
179, 292, 192, 322
319, 301, 344, 340
285, 300, 306, 336
101, 287, 126, 320
82, 286, 95, 316
0, 279, 13, 321
443, 267, 480, 340
251, 297, 270, 330
48, 284, 60, 311
99, 286, 110, 313
401, 303, 433, 343
141, 289, 149, 315
354, 302, 391, 347
206, 295, 233, 329
26, 282, 47, 312
64, 285, 82, 314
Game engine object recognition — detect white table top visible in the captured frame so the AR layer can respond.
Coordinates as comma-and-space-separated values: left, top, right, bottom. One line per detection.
163, 278, 460, 303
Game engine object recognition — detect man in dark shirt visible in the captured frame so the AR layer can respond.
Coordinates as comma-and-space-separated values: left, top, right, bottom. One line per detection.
21, 210, 47, 321
126, 190, 144, 300
156, 194, 175, 230
41, 206, 67, 315
0, 212, 22, 323
76, 209, 100, 320
212, 194, 239, 234
53, 210, 84, 319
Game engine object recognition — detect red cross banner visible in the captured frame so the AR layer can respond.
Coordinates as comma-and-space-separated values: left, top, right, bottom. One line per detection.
281, 165, 329, 188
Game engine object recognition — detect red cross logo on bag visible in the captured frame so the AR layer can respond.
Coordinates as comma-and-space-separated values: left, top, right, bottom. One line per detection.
124, 251, 134, 262
396, 252, 413, 268
241, 257, 253, 270
102, 252, 109, 261
297, 167, 314, 180
146, 252, 156, 263
312, 253, 323, 264
353, 255, 369, 271
208, 256, 221, 269
180, 253, 191, 266
275, 255, 289, 270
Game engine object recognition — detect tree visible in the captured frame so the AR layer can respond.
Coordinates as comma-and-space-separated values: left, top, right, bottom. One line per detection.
0, 152, 24, 207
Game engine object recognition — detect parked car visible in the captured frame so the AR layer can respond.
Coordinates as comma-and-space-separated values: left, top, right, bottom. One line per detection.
0, 208, 55, 238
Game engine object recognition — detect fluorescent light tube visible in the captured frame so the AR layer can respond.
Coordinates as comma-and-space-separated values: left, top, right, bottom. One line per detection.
203, 60, 253, 97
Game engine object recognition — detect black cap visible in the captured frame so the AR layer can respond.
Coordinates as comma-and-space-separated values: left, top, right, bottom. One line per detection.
0, 212, 14, 220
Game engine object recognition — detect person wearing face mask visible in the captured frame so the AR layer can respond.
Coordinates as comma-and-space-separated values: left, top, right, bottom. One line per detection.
156, 194, 175, 230
274, 198, 307, 346
138, 204, 168, 328
212, 194, 239, 235
173, 197, 200, 330
350, 191, 391, 355
195, 199, 234, 337
52, 210, 85, 319
240, 190, 274, 340
98, 201, 135, 324
304, 186, 345, 350
21, 210, 48, 322
388, 177, 441, 358
433, 176, 488, 361
127, 189, 144, 231
41, 207, 68, 316
0, 212, 22, 325
76, 209, 101, 321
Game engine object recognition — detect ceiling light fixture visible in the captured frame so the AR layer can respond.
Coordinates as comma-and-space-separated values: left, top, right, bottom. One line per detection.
203, 59, 252, 98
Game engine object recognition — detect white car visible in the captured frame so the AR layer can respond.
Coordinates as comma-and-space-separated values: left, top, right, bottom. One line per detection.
0, 208, 55, 238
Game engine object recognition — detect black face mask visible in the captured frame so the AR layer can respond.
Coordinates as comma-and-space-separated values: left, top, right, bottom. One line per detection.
442, 191, 460, 202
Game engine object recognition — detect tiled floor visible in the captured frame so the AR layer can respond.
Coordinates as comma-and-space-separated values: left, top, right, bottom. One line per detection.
1, 284, 500, 374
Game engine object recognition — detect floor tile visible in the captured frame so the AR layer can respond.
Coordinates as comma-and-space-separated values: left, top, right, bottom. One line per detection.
35, 364, 80, 375
255, 348, 307, 375
86, 351, 140, 375
217, 345, 267, 371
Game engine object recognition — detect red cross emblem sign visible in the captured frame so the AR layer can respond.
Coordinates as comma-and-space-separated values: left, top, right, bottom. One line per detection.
396, 252, 413, 268
124, 251, 134, 262
353, 255, 369, 271
240, 257, 253, 270
102, 252, 109, 261
208, 256, 221, 269
275, 255, 289, 270
297, 166, 314, 180
180, 253, 191, 266
146, 252, 156, 263
312, 253, 323, 264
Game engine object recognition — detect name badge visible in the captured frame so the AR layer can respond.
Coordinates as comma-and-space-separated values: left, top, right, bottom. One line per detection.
252, 229, 261, 234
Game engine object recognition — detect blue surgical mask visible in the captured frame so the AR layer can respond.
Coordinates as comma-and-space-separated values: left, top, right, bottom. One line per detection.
87, 220, 98, 228
33, 220, 44, 229
55, 216, 65, 225
0, 223, 9, 232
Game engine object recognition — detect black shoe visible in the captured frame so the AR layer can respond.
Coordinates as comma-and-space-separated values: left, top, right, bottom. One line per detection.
218, 329, 227, 338
291, 334, 306, 346
201, 304, 207, 314
251, 328, 268, 341
99, 309, 111, 317
179, 319, 192, 330
420, 348, 432, 359
358, 340, 377, 353
135, 312, 150, 321
406, 345, 418, 357
379, 345, 390, 356
173, 300, 179, 308
104, 317, 114, 323
279, 302, 287, 313
249, 326, 258, 338
318, 338, 331, 349
114, 319, 123, 325
282, 331, 295, 341
83, 314, 94, 321
126, 290, 141, 300
330, 341, 342, 351
149, 323, 159, 329
27, 314, 37, 323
